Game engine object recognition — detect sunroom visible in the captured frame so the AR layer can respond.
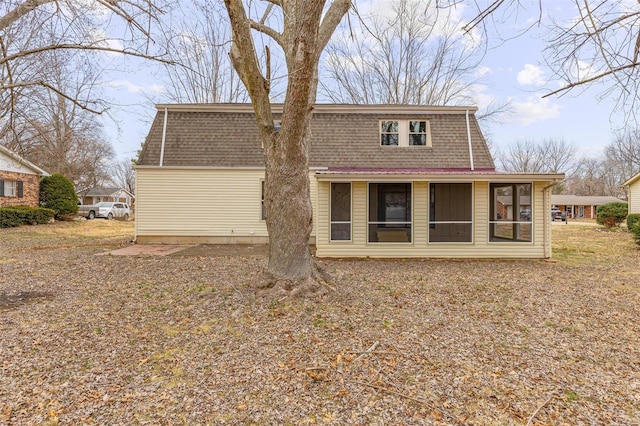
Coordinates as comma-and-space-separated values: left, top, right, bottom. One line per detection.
314, 170, 563, 259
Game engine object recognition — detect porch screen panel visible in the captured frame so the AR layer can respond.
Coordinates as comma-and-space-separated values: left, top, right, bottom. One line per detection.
330, 183, 351, 241
368, 183, 412, 243
489, 183, 532, 242
429, 183, 472, 242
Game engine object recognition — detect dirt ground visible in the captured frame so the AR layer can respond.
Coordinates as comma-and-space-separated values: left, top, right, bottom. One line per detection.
0, 220, 639, 425
173, 244, 270, 257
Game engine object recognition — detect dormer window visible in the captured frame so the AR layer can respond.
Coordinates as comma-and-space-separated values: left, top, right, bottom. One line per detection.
409, 121, 427, 145
380, 120, 431, 147
380, 121, 399, 145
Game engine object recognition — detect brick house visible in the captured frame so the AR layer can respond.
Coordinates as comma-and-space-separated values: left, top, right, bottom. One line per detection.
77, 187, 135, 207
551, 195, 624, 219
0, 145, 50, 208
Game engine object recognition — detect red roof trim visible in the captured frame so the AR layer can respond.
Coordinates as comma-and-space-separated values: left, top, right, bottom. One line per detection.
317, 167, 497, 174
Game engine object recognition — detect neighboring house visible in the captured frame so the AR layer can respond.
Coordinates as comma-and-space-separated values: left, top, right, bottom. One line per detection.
623, 171, 640, 215
551, 195, 625, 219
0, 145, 49, 208
78, 187, 135, 207
135, 104, 564, 259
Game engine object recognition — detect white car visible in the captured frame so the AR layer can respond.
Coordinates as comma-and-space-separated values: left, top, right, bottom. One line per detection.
551, 207, 566, 222
95, 202, 131, 220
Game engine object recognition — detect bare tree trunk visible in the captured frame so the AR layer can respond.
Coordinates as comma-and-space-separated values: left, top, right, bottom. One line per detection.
224, 0, 349, 296
263, 131, 314, 287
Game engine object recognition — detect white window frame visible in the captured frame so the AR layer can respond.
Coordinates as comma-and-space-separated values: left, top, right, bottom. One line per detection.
329, 182, 352, 242
380, 120, 431, 147
3, 180, 17, 197
428, 182, 474, 244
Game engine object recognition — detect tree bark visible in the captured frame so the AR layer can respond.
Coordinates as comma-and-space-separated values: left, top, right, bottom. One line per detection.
224, 0, 350, 296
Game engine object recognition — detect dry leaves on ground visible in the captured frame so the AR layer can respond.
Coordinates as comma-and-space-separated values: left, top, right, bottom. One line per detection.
0, 220, 638, 425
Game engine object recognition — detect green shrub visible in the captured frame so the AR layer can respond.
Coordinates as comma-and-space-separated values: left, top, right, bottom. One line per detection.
39, 174, 78, 220
631, 222, 640, 247
596, 202, 628, 228
0, 206, 55, 228
0, 208, 22, 228
627, 213, 640, 231
31, 207, 56, 224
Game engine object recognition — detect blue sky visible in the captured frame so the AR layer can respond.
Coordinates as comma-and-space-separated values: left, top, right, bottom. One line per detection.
101, 0, 623, 162
473, 2, 621, 159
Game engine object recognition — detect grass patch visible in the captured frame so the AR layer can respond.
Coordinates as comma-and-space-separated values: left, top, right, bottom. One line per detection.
552, 225, 637, 265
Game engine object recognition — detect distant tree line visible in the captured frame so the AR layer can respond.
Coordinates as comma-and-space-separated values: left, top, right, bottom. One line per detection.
494, 130, 640, 198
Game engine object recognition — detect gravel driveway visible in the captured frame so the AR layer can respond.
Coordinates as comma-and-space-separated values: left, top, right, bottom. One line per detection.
1, 221, 639, 425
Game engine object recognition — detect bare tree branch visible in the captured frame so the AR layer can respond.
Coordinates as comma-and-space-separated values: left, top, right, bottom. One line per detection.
249, 19, 283, 47
0, 0, 53, 32
224, 0, 272, 129
0, 43, 175, 66
542, 61, 640, 98
1, 80, 104, 114
318, 0, 351, 51
450, 0, 640, 117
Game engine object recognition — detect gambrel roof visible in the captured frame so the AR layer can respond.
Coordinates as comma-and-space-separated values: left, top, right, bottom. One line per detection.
137, 104, 495, 171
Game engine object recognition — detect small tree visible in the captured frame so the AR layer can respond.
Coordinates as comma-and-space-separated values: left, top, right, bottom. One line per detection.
39, 174, 78, 220
596, 202, 628, 228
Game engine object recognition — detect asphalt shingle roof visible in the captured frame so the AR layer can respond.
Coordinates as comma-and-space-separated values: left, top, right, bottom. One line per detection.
137, 104, 495, 171
551, 195, 624, 205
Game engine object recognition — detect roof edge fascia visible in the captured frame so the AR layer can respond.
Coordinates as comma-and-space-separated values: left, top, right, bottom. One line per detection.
134, 165, 330, 171
135, 165, 265, 170
0, 144, 50, 176
622, 171, 640, 187
154, 103, 479, 115
315, 171, 565, 182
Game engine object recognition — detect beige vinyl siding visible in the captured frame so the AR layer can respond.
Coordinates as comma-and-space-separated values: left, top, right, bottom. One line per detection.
135, 168, 318, 244
316, 181, 329, 246
315, 180, 549, 258
413, 182, 428, 244
629, 181, 640, 214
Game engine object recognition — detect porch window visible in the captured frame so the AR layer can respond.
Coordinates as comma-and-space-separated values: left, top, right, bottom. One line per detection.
490, 183, 532, 242
330, 183, 351, 241
368, 183, 412, 243
429, 183, 472, 242
260, 180, 266, 220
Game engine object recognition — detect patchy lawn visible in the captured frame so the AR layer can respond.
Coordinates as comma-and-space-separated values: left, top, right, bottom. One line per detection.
0, 221, 638, 425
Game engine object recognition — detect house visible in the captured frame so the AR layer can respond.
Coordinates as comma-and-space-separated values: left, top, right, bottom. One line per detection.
78, 187, 135, 207
623, 171, 640, 214
135, 104, 564, 258
551, 195, 624, 219
0, 145, 49, 208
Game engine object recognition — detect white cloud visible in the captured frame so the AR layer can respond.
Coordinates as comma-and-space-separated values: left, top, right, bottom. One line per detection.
517, 64, 546, 86
509, 97, 561, 125
474, 66, 493, 78
108, 80, 164, 95
87, 28, 125, 54
565, 59, 597, 84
